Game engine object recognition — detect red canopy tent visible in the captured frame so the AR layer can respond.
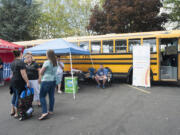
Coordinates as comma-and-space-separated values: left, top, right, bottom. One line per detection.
0, 39, 24, 62
0, 39, 24, 80
0, 39, 24, 51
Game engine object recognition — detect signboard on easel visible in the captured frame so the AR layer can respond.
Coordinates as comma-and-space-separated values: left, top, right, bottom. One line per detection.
133, 45, 151, 87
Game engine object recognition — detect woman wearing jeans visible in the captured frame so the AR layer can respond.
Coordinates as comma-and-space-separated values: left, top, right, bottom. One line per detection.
39, 50, 57, 120
10, 51, 29, 118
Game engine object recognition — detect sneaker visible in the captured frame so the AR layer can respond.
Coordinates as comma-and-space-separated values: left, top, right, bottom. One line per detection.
102, 85, 105, 89
97, 84, 101, 88
58, 90, 62, 94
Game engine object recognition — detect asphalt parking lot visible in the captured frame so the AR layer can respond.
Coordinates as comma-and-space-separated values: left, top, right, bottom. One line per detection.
0, 80, 180, 135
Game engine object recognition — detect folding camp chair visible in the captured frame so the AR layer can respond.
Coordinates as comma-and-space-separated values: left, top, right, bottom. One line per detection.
88, 67, 96, 79
84, 67, 96, 83
104, 67, 113, 87
98, 67, 113, 87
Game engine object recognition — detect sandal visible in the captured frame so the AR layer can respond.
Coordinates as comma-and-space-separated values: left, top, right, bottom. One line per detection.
38, 113, 48, 120
14, 114, 19, 119
37, 101, 41, 107
48, 111, 53, 115
10, 112, 15, 116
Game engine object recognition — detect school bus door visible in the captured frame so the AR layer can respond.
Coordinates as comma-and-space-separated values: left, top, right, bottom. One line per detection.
159, 38, 178, 81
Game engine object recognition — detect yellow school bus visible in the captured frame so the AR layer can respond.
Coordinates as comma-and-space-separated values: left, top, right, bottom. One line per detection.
15, 30, 180, 83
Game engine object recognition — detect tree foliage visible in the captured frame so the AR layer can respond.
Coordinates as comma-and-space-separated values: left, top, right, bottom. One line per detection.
38, 0, 93, 39
37, 0, 68, 39
0, 0, 41, 41
87, 0, 168, 34
164, 0, 180, 29
64, 0, 93, 36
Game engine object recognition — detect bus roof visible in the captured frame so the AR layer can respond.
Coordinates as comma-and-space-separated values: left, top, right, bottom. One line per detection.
14, 30, 180, 46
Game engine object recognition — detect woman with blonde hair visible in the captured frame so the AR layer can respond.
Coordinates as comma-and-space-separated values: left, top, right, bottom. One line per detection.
24, 52, 41, 106
38, 49, 57, 120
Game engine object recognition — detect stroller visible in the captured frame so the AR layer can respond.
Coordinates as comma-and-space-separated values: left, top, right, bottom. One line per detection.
18, 87, 34, 121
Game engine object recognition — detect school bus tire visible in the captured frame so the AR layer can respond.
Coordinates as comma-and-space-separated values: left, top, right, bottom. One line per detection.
127, 68, 154, 85
127, 70, 133, 84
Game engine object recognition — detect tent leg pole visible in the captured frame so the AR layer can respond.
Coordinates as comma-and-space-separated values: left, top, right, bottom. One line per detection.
70, 51, 75, 100
90, 54, 95, 69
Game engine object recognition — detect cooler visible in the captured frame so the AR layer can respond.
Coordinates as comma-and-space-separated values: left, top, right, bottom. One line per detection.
65, 77, 78, 93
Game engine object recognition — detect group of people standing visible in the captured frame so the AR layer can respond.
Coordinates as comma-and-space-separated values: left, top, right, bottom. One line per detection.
10, 49, 64, 120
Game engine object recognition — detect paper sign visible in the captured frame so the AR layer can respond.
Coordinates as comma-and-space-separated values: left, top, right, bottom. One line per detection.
133, 45, 151, 87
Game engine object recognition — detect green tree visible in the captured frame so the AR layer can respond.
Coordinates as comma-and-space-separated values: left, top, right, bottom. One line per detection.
64, 0, 93, 36
164, 0, 180, 29
0, 0, 41, 41
37, 0, 69, 39
38, 0, 93, 39
98, 0, 105, 8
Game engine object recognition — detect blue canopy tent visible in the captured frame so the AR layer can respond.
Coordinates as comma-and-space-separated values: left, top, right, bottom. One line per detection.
24, 38, 91, 100
23, 38, 90, 55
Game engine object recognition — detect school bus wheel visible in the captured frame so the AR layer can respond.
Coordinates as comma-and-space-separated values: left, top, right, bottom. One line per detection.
127, 69, 154, 85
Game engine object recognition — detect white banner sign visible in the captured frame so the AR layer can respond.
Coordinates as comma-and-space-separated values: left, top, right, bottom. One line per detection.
133, 45, 151, 87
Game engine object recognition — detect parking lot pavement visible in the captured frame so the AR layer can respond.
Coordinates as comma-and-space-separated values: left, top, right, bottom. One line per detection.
0, 81, 180, 135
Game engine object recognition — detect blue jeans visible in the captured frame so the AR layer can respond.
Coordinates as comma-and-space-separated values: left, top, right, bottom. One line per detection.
40, 81, 56, 114
0, 70, 3, 83
11, 87, 19, 108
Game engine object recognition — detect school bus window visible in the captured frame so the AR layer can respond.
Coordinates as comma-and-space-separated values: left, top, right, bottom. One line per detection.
129, 39, 141, 52
160, 38, 178, 54
143, 39, 156, 52
79, 41, 89, 50
115, 40, 127, 53
91, 41, 101, 53
103, 40, 113, 53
